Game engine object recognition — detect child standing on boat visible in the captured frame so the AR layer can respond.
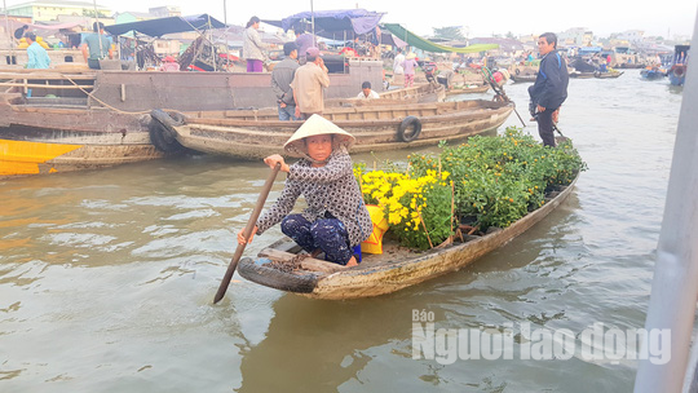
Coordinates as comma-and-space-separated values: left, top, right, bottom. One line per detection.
237, 115, 372, 267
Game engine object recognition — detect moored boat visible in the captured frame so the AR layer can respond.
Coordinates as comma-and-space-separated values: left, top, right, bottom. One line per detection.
640, 68, 667, 80
668, 45, 689, 87
568, 71, 595, 79
0, 59, 386, 178
328, 83, 445, 107
150, 100, 514, 159
237, 174, 578, 299
444, 83, 490, 96
510, 74, 537, 83
594, 70, 624, 79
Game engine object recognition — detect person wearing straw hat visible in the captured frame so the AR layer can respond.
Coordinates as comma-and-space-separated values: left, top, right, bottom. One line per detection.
237, 115, 372, 267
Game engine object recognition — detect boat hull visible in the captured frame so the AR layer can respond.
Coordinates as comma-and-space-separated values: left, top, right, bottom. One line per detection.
445, 84, 490, 96
238, 176, 577, 299
594, 71, 624, 79
0, 61, 387, 177
668, 65, 687, 86
0, 105, 160, 177
510, 75, 537, 83
168, 100, 514, 159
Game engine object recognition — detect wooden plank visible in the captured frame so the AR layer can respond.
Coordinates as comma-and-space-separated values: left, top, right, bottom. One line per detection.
0, 73, 96, 80
0, 82, 93, 90
258, 248, 347, 273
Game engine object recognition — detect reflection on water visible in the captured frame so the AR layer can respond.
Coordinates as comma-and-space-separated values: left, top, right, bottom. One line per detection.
0, 69, 686, 392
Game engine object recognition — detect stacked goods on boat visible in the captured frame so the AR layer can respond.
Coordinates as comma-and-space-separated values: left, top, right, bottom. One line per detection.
357, 128, 586, 250
238, 128, 587, 299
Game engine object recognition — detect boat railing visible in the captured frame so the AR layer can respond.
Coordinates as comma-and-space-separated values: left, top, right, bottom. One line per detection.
0, 71, 95, 99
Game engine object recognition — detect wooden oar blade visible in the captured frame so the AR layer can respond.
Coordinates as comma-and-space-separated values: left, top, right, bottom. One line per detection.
213, 244, 246, 304
213, 163, 281, 304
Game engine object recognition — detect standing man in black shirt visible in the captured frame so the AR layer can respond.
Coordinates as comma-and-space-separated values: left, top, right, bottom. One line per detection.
271, 42, 300, 121
528, 32, 569, 147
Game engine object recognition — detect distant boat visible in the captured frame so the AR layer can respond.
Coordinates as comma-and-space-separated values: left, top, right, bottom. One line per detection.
510, 74, 537, 83
640, 68, 667, 81
668, 45, 689, 87
569, 71, 595, 79
445, 83, 490, 96
594, 70, 624, 79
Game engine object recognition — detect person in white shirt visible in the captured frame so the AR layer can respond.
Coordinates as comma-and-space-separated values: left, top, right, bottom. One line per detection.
392, 48, 406, 86
357, 81, 380, 99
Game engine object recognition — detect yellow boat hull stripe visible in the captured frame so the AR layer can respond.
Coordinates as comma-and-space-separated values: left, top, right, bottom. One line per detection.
0, 139, 83, 175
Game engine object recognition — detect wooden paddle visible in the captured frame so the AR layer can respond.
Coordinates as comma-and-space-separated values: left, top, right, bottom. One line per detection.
213, 163, 281, 304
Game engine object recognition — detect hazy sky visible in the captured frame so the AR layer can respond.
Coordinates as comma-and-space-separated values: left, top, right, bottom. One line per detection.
6, 0, 697, 39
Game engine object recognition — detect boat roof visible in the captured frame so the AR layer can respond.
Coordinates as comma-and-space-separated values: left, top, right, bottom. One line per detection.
104, 14, 226, 37
263, 9, 384, 37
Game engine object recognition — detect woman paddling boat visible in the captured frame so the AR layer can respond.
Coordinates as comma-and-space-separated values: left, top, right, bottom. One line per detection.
236, 115, 372, 267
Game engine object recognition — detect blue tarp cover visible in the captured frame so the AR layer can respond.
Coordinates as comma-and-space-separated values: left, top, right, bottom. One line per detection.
579, 46, 602, 54
264, 9, 384, 36
104, 14, 226, 37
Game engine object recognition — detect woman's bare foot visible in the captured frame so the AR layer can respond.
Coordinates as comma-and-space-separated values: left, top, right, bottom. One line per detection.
345, 256, 358, 267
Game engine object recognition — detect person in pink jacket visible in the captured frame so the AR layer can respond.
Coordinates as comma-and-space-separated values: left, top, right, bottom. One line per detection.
402, 52, 419, 87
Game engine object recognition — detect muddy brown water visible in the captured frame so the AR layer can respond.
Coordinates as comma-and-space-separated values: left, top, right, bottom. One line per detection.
0, 69, 690, 392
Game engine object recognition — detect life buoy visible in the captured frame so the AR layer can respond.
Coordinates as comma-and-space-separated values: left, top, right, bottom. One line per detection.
673, 66, 686, 77
397, 116, 422, 142
149, 109, 187, 153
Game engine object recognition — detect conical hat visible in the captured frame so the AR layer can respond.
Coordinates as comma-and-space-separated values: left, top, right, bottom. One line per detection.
284, 114, 356, 157
406, 52, 416, 59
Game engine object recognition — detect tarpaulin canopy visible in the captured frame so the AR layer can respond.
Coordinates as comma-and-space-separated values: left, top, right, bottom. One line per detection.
263, 9, 384, 37
104, 14, 226, 37
383, 23, 499, 54
3, 19, 84, 37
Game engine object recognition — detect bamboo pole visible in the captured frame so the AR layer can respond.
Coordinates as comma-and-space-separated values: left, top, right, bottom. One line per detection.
223, 0, 229, 71
3, 0, 14, 62
417, 210, 433, 249
92, 0, 103, 58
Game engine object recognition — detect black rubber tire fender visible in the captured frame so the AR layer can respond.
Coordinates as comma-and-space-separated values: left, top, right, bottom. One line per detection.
397, 116, 422, 142
149, 109, 187, 153
515, 68, 521, 75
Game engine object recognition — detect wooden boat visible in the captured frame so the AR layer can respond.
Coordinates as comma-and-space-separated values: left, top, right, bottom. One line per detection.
0, 59, 386, 177
594, 70, 624, 79
617, 63, 644, 69
640, 69, 666, 80
510, 74, 537, 83
237, 174, 579, 299
151, 100, 514, 159
327, 83, 446, 107
444, 83, 490, 96
568, 71, 595, 79
668, 45, 689, 87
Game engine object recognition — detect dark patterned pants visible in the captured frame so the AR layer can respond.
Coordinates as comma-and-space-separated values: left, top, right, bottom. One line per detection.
536, 107, 557, 147
281, 214, 355, 265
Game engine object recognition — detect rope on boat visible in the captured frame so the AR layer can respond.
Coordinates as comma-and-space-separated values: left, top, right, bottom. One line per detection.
58, 73, 178, 115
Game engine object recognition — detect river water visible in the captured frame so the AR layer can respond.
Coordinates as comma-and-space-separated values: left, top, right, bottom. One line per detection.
0, 69, 689, 392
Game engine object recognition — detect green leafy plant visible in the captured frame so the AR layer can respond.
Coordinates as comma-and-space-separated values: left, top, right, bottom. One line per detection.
357, 127, 587, 250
